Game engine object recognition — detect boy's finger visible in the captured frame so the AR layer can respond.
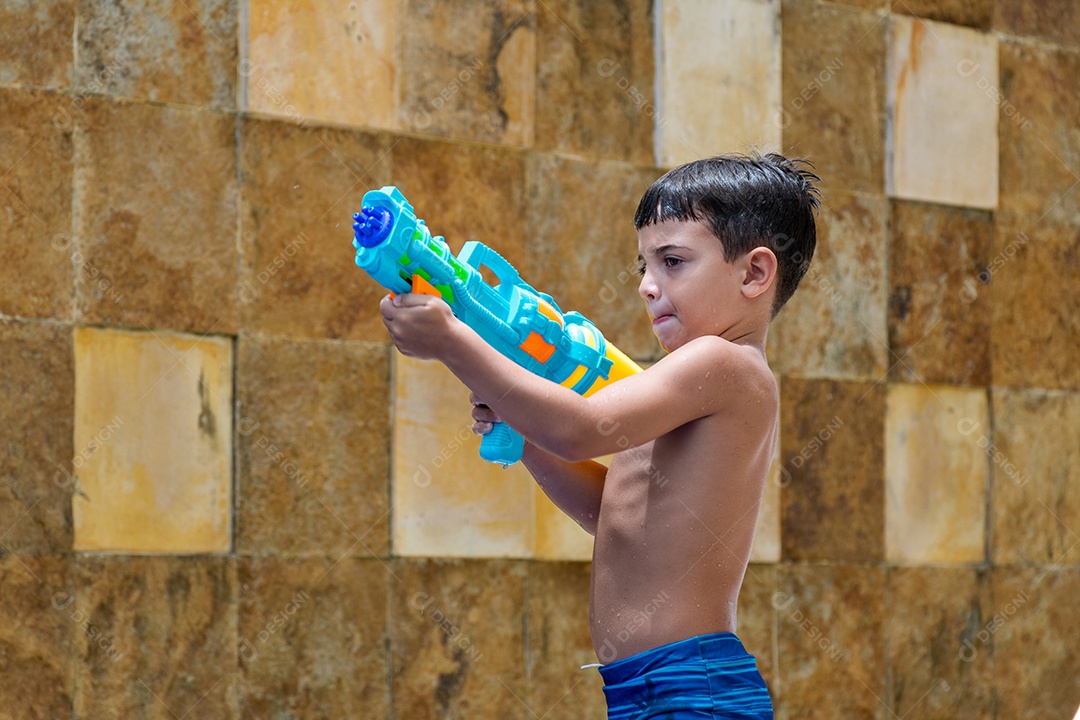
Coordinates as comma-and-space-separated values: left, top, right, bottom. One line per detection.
471, 421, 492, 436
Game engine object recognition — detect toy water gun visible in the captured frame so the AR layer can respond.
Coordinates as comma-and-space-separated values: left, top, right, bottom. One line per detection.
352, 186, 641, 466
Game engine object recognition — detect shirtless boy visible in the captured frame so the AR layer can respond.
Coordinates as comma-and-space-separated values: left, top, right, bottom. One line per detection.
380, 153, 821, 719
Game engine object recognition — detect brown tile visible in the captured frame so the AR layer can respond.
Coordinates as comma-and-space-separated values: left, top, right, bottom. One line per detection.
74, 97, 238, 333
0, 87, 74, 320
0, 555, 73, 719
238, 557, 390, 718
738, 564, 777, 697
991, 214, 1080, 390
73, 327, 233, 553
536, 0, 654, 164
239, 117, 393, 340
525, 154, 661, 360
774, 191, 889, 380
999, 41, 1080, 226
886, 567, 992, 720
526, 562, 606, 719
991, 567, 1080, 719
74, 556, 238, 719
892, 0, 992, 28
990, 388, 1080, 565
0, 320, 73, 553
399, 0, 536, 146
781, 0, 887, 194
887, 201, 992, 385
781, 378, 885, 562
390, 559, 527, 719
775, 564, 886, 720
0, 1, 74, 88
237, 336, 390, 556
75, 0, 238, 110
828, 0, 887, 9
994, 0, 1080, 47
391, 136, 528, 271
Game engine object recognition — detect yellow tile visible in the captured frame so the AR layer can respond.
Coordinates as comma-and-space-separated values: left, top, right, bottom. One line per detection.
888, 16, 998, 209
245, 0, 397, 129
73, 327, 232, 553
659, 0, 781, 165
885, 384, 987, 563
392, 355, 534, 558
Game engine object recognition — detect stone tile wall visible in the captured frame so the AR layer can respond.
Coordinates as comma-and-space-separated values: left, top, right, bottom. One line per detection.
1, 0, 1077, 716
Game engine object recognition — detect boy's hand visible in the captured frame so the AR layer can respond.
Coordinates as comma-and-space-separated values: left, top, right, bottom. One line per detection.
379, 293, 459, 360
469, 392, 502, 436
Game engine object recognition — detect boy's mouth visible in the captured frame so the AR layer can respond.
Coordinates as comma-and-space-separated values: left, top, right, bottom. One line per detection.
652, 314, 673, 326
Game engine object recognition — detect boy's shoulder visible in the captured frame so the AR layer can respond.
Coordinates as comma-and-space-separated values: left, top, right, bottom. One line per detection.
660, 335, 775, 398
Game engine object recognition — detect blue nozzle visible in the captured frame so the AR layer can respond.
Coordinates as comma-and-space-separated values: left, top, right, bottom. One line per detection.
353, 206, 394, 248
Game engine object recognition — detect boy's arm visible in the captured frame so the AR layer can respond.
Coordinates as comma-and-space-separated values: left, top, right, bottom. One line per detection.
383, 295, 748, 462
471, 394, 605, 534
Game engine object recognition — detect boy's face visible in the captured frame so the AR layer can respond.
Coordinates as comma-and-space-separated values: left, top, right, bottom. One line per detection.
636, 219, 750, 352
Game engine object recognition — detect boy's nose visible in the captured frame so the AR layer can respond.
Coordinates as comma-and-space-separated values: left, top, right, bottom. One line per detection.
638, 274, 658, 301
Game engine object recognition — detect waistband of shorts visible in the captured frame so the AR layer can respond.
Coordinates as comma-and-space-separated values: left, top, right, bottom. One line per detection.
598, 631, 751, 686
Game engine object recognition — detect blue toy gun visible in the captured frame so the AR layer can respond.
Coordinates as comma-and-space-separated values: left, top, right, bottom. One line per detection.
352, 186, 641, 466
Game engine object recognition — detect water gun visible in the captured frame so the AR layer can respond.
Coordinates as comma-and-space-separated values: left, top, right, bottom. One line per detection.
352, 186, 641, 466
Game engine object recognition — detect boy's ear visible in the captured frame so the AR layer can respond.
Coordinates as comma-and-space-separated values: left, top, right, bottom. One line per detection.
741, 247, 778, 300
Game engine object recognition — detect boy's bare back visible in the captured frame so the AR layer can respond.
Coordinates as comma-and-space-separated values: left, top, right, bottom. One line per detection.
590, 342, 777, 662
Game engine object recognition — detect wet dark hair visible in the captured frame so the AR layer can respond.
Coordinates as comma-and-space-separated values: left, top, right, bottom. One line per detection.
634, 153, 821, 319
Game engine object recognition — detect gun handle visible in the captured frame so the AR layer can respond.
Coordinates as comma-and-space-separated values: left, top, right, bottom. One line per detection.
389, 274, 444, 300
479, 422, 524, 467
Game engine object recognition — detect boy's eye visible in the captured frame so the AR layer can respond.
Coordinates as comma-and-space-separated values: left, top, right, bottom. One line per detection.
635, 262, 646, 276
664, 257, 682, 268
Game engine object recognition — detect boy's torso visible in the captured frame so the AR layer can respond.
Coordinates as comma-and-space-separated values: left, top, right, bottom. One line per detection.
589, 351, 778, 663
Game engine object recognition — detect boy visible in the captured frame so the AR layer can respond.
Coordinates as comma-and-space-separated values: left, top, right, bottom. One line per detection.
380, 153, 821, 719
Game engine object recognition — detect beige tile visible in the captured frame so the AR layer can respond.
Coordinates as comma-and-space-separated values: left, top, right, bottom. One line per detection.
990, 388, 1080, 565
659, 0, 781, 166
73, 327, 232, 553
245, 0, 397, 128
750, 372, 782, 563
774, 191, 888, 381
885, 384, 988, 563
534, 488, 593, 561
392, 355, 536, 558
399, 0, 535, 146
888, 16, 998, 209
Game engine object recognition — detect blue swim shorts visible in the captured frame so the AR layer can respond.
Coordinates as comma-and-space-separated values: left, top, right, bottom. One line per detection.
599, 632, 774, 719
